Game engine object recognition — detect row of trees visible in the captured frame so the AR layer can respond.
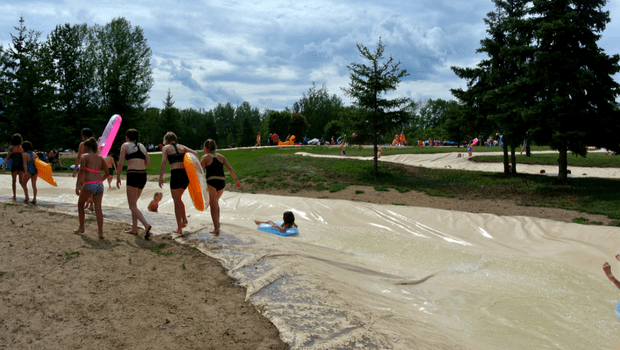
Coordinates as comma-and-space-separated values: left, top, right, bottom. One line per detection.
449, 0, 620, 183
0, 17, 153, 150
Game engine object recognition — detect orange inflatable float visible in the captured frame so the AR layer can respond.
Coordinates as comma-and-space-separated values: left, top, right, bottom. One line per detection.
183, 153, 209, 211
35, 158, 57, 186
278, 135, 296, 146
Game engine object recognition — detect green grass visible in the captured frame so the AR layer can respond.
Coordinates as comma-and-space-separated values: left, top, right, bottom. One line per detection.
471, 152, 620, 168
216, 147, 620, 222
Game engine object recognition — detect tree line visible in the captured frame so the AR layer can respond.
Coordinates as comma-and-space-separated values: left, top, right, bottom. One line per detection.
0, 16, 153, 151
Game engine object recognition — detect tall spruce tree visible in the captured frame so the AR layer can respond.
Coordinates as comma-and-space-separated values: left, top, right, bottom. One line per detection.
343, 38, 411, 174
526, 0, 620, 183
451, 0, 531, 174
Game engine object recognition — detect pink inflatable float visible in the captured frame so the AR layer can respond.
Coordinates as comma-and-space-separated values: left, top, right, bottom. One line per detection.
98, 114, 122, 158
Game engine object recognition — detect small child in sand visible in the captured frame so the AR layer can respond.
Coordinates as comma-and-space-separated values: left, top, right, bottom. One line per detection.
254, 211, 298, 234
148, 192, 163, 212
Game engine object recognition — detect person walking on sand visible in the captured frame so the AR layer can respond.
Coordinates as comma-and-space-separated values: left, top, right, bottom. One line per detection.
74, 137, 109, 239
117, 129, 152, 240
20, 141, 39, 204
105, 153, 117, 189
200, 139, 241, 235
159, 132, 199, 234
2, 133, 25, 200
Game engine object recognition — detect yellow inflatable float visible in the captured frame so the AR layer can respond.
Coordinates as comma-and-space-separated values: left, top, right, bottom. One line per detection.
278, 135, 296, 146
35, 158, 57, 187
183, 153, 209, 211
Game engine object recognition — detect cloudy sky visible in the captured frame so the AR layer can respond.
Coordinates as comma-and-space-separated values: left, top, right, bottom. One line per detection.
1, 0, 619, 111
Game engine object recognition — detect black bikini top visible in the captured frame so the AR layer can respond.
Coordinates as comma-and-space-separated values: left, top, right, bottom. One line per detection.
168, 144, 185, 164
125, 142, 146, 160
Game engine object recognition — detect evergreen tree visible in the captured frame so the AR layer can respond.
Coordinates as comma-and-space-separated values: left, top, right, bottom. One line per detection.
526, 0, 620, 183
343, 38, 411, 174
1, 17, 55, 148
451, 0, 531, 174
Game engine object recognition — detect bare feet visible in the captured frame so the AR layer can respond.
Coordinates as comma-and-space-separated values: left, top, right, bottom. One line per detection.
124, 229, 139, 235
254, 220, 260, 225
98, 234, 104, 239
11, 196, 16, 201
31, 199, 36, 204
144, 225, 152, 240
73, 228, 85, 233
209, 229, 219, 236
172, 229, 182, 234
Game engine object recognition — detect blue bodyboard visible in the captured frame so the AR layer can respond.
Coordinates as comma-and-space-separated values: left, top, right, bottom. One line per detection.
257, 221, 298, 236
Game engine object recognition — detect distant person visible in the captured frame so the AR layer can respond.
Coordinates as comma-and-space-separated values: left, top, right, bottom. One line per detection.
21, 141, 39, 204
255, 132, 261, 147
200, 139, 241, 235
2, 133, 24, 200
467, 140, 473, 157
105, 153, 117, 189
303, 136, 308, 145
271, 132, 279, 145
340, 141, 346, 156
254, 211, 297, 234
400, 132, 407, 146
159, 132, 198, 235
148, 192, 163, 212
520, 132, 531, 156
74, 137, 109, 239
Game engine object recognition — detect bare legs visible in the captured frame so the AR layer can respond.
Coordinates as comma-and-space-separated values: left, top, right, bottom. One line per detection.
208, 185, 224, 234
125, 186, 151, 239
171, 188, 188, 234
10, 171, 23, 200
21, 173, 37, 203
74, 187, 105, 239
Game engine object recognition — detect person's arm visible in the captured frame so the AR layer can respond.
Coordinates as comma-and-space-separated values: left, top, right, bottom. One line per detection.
76, 158, 86, 195
22, 152, 28, 173
603, 262, 620, 290
3, 148, 12, 172
159, 147, 168, 188
220, 155, 241, 188
73, 143, 85, 177
143, 144, 151, 167
271, 223, 286, 233
116, 144, 126, 188
101, 156, 110, 180
182, 145, 199, 158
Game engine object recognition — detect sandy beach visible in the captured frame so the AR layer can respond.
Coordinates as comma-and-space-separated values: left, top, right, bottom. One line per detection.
0, 202, 286, 350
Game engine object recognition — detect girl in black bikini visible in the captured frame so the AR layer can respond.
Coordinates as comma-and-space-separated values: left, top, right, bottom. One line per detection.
158, 132, 199, 234
200, 139, 241, 235
74, 137, 109, 239
117, 129, 152, 240
2, 134, 24, 200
